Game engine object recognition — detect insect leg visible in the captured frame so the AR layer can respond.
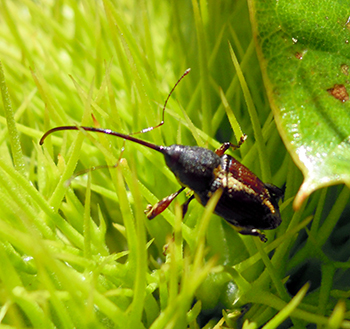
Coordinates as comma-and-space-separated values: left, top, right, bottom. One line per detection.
235, 227, 267, 243
145, 187, 185, 219
215, 134, 247, 156
181, 194, 195, 218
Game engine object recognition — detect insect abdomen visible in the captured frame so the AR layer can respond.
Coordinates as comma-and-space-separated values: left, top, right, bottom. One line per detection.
194, 154, 282, 230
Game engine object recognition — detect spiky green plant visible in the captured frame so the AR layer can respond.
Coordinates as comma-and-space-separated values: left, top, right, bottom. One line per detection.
0, 1, 349, 328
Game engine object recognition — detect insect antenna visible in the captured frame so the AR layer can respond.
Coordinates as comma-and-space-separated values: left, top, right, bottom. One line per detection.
40, 68, 191, 147
39, 69, 191, 182
129, 68, 191, 135
113, 67, 190, 157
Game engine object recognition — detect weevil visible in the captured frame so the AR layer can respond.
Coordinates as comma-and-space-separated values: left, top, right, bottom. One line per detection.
40, 70, 283, 242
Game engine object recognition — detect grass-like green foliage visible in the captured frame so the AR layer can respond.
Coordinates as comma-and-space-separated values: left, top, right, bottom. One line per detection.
0, 1, 349, 328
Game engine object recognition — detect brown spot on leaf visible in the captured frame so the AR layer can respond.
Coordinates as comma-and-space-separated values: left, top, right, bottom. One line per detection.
327, 84, 349, 102
295, 52, 303, 60
341, 64, 349, 76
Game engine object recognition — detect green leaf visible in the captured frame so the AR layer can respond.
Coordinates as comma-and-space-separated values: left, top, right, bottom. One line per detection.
248, 0, 350, 209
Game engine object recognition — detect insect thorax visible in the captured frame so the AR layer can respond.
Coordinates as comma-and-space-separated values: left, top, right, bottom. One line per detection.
163, 145, 221, 192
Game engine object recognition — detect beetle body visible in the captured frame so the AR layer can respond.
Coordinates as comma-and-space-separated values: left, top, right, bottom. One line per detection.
40, 127, 282, 242
161, 144, 282, 241
39, 69, 282, 242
